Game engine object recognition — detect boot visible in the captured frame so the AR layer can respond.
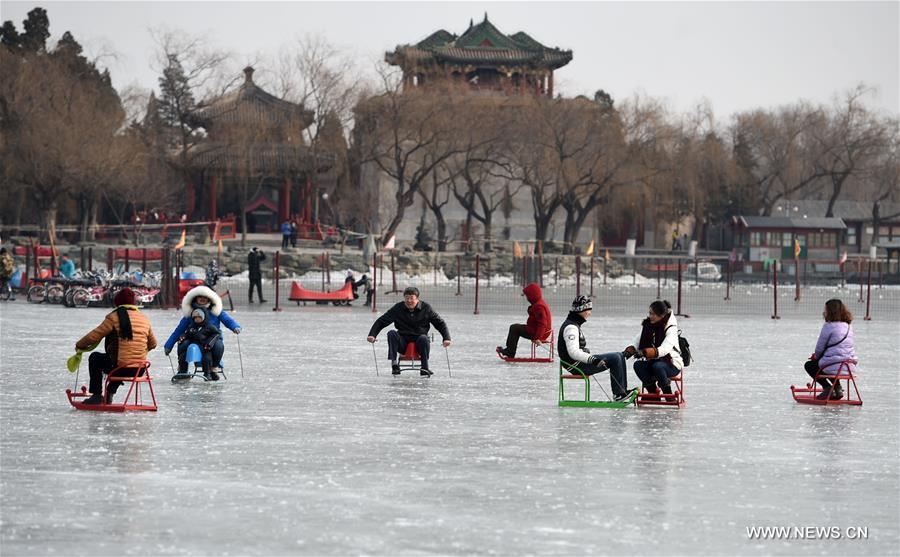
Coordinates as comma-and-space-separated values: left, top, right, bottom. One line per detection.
831, 382, 844, 400
82, 393, 102, 405
643, 383, 660, 395
660, 382, 673, 396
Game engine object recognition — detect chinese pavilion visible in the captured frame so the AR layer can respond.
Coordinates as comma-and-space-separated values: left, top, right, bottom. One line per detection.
385, 14, 573, 96
184, 66, 333, 232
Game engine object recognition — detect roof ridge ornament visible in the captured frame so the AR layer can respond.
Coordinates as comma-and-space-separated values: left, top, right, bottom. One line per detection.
243, 66, 255, 84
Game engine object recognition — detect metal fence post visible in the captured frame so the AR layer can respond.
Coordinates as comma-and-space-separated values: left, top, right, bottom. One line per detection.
273, 250, 282, 312
575, 255, 581, 297
590, 256, 595, 298
372, 252, 378, 313
474, 254, 480, 315
124, 248, 130, 273
724, 259, 731, 301
771, 262, 780, 320
456, 255, 461, 296
656, 258, 661, 299
794, 258, 801, 301
676, 260, 690, 318
864, 260, 873, 321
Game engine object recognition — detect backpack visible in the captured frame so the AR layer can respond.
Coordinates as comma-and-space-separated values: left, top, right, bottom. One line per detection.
678, 333, 692, 367
666, 325, 692, 367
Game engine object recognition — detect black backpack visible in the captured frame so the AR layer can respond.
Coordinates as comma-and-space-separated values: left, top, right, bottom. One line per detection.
666, 325, 692, 367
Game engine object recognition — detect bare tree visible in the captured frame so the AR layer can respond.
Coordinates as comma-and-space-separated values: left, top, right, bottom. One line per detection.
355, 65, 466, 244
810, 86, 891, 217
731, 103, 828, 216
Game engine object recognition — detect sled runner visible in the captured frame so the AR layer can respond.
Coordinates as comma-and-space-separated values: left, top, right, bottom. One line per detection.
171, 343, 226, 382
67, 360, 157, 412
496, 330, 554, 363
636, 371, 685, 408
791, 360, 862, 406
558, 361, 637, 408
289, 281, 354, 305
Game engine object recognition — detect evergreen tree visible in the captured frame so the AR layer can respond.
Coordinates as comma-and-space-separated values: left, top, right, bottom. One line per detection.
157, 54, 196, 130
21, 7, 50, 52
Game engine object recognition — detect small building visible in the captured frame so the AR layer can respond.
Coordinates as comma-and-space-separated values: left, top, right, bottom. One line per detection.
184, 67, 333, 232
385, 14, 572, 97
731, 216, 846, 271
779, 200, 900, 254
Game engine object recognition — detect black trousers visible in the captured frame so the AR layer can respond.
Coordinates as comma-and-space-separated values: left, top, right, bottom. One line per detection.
88, 352, 144, 397
503, 323, 532, 357
177, 339, 224, 373
387, 330, 430, 369
805, 366, 840, 391
248, 275, 264, 302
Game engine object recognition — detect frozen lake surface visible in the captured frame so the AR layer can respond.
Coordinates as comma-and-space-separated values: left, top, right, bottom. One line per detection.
1, 301, 898, 555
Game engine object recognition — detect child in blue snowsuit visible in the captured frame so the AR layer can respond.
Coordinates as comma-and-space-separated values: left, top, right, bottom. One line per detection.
183, 308, 222, 379
164, 286, 240, 375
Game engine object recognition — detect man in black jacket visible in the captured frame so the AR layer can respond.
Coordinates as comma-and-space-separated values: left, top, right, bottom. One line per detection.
367, 286, 451, 376
247, 247, 267, 303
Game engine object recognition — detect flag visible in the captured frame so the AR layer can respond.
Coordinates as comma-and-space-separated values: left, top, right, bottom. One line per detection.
527, 242, 535, 257
513, 241, 523, 258
384, 235, 395, 250
585, 239, 595, 256
604, 248, 611, 262
839, 251, 847, 265
793, 238, 801, 259
174, 228, 186, 250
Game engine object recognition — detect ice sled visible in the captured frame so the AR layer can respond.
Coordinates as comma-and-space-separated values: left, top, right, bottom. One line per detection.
496, 330, 555, 363
67, 361, 157, 412
289, 281, 354, 306
558, 361, 637, 408
397, 342, 425, 374
636, 371, 685, 408
171, 343, 226, 382
791, 361, 862, 406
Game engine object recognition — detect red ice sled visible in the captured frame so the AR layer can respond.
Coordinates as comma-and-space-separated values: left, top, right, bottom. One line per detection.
289, 281, 354, 305
496, 330, 555, 363
636, 371, 685, 408
67, 361, 157, 412
791, 361, 862, 406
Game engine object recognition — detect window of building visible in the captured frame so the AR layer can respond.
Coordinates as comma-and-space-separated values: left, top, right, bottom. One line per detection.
782, 233, 792, 247
846, 227, 857, 247
767, 232, 780, 246
751, 232, 761, 246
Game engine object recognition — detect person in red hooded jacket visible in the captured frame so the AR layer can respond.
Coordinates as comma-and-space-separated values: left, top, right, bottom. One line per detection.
496, 282, 552, 358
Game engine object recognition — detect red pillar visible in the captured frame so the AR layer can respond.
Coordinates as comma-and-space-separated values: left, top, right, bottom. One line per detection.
548, 72, 554, 98
280, 178, 291, 222
208, 175, 218, 221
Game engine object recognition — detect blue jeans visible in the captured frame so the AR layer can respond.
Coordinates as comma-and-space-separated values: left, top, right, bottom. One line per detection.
633, 359, 679, 388
565, 352, 629, 398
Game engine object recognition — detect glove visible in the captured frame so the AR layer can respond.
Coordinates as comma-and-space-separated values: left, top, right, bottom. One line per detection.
643, 347, 658, 359
234, 327, 241, 335
623, 346, 637, 357
164, 346, 172, 356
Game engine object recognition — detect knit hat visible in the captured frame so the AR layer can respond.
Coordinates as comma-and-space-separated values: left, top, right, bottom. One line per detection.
571, 295, 592, 313
191, 308, 206, 321
113, 287, 136, 307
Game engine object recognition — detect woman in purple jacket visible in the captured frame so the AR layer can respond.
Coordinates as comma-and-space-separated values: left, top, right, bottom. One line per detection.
807, 298, 857, 400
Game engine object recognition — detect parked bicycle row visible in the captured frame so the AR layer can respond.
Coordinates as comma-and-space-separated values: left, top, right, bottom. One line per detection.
19, 270, 162, 308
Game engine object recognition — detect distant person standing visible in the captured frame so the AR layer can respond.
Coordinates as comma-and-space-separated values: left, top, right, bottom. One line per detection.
0, 247, 15, 300
290, 220, 298, 248
280, 220, 291, 250
247, 247, 267, 304
58, 254, 75, 278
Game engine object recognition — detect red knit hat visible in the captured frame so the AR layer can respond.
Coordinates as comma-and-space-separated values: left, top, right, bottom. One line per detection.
113, 287, 136, 307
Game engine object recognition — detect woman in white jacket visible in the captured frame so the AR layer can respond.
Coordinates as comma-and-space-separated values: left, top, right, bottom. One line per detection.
624, 300, 684, 395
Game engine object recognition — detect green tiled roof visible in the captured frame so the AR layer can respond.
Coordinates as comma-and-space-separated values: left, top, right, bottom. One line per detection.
388, 14, 572, 70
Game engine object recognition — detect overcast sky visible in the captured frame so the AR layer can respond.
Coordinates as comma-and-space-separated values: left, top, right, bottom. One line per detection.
3, 1, 898, 120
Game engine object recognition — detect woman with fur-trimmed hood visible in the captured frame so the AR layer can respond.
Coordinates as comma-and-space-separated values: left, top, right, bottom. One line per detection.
164, 285, 241, 374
